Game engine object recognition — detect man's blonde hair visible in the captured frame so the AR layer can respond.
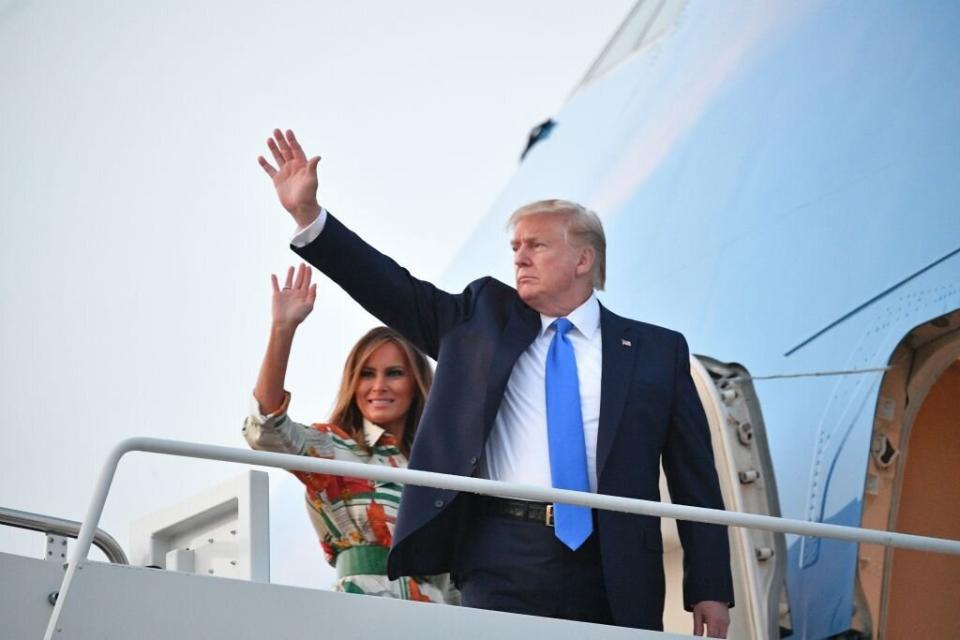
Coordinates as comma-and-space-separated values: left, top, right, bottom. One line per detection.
507, 199, 606, 290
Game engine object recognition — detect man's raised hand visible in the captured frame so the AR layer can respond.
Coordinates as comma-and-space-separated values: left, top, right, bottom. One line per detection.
258, 129, 322, 229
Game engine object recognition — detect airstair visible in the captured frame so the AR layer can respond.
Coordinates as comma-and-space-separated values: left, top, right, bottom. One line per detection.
3, 433, 958, 640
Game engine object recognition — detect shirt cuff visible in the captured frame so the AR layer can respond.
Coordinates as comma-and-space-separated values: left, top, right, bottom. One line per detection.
249, 391, 292, 425
290, 208, 328, 247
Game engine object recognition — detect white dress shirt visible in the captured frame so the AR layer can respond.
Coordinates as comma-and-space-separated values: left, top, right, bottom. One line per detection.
484, 294, 603, 493
291, 209, 329, 248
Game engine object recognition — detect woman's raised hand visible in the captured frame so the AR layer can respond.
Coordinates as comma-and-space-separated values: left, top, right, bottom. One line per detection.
271, 263, 317, 329
258, 129, 322, 229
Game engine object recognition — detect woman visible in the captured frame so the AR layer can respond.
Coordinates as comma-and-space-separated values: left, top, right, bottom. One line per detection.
243, 262, 451, 602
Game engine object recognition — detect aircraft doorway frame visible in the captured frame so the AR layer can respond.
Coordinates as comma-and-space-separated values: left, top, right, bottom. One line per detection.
658, 356, 792, 639
857, 309, 960, 639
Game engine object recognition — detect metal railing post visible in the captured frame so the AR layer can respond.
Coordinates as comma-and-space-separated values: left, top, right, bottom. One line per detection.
43, 438, 131, 639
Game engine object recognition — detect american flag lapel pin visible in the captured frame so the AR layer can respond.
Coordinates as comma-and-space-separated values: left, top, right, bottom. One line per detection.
621, 338, 632, 347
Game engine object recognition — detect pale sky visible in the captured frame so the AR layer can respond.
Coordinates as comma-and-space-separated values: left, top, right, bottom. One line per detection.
0, 1, 633, 588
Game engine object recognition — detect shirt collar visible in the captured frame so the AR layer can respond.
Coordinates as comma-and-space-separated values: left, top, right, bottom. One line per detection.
539, 292, 600, 339
362, 419, 387, 447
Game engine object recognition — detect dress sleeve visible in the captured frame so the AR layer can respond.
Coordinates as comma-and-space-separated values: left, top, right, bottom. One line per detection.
242, 392, 335, 458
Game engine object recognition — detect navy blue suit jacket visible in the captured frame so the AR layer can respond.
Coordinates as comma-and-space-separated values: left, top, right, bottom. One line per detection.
294, 213, 734, 629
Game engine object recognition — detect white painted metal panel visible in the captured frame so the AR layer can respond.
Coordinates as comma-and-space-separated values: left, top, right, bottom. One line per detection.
129, 470, 269, 582
49, 560, 696, 639
0, 551, 64, 640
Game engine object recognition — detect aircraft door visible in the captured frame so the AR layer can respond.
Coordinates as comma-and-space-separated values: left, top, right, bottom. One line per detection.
658, 356, 791, 638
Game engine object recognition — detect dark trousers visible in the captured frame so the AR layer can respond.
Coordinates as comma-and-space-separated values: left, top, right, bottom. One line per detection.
454, 509, 614, 626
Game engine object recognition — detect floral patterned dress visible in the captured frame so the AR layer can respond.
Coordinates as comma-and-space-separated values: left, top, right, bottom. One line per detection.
243, 392, 455, 602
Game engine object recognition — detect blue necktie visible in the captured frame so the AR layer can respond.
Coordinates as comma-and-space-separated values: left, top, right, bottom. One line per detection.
545, 318, 593, 550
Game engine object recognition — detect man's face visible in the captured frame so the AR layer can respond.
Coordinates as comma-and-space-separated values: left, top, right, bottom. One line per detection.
511, 213, 588, 314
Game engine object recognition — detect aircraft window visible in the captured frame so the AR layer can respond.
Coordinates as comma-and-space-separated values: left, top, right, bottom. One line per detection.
578, 0, 688, 88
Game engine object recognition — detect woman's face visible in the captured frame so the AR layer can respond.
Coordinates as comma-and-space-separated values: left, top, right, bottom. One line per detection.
354, 341, 417, 432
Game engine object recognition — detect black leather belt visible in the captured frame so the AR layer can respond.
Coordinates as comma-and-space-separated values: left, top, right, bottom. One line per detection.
478, 496, 554, 527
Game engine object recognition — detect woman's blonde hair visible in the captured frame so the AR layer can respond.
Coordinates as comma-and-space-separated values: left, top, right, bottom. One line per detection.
329, 326, 432, 454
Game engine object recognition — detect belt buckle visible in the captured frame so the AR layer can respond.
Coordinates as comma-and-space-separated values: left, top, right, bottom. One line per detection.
545, 504, 554, 527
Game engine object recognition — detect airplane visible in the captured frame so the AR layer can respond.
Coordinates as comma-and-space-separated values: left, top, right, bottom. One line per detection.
4, 2, 958, 639
443, 0, 960, 637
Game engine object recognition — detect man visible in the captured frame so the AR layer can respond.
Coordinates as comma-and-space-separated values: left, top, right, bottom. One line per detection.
258, 129, 734, 636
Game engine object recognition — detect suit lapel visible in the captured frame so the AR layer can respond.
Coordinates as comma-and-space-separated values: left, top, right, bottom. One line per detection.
596, 305, 638, 479
483, 300, 541, 435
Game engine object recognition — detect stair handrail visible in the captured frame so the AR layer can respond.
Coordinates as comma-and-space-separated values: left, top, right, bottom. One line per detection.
0, 505, 128, 565
44, 436, 960, 640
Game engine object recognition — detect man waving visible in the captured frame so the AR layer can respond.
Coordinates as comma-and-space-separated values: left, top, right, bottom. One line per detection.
259, 129, 734, 636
